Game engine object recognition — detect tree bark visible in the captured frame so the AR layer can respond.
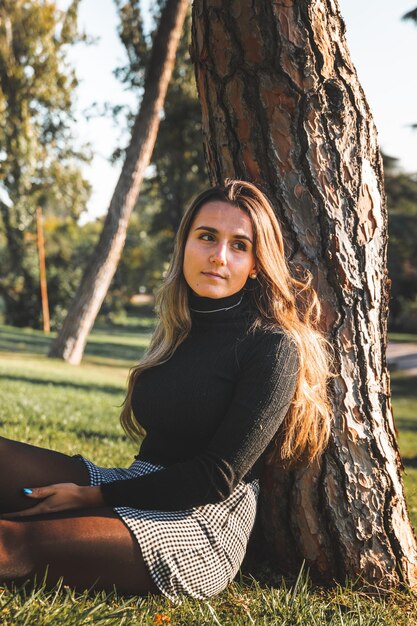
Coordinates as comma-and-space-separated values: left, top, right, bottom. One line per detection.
48, 0, 189, 364
191, 0, 417, 589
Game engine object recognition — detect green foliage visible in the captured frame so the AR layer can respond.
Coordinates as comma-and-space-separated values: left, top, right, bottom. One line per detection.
0, 0, 91, 327
0, 324, 417, 623
403, 7, 417, 26
384, 155, 417, 329
0, 215, 101, 330
114, 0, 151, 89
42, 217, 101, 328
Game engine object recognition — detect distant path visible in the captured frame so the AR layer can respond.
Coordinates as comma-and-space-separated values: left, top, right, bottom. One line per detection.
387, 342, 417, 376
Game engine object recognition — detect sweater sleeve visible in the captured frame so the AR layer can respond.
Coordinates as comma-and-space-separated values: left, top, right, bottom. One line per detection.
100, 331, 299, 510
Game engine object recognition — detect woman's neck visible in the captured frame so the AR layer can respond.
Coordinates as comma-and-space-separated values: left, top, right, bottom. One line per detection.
188, 288, 245, 314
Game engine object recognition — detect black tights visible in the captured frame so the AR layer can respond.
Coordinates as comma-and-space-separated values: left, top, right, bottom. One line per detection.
0, 436, 159, 594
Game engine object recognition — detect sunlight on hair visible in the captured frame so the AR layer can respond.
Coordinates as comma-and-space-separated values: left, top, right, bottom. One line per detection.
120, 180, 333, 465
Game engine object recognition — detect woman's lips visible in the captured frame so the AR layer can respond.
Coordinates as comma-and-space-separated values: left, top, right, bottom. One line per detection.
201, 271, 226, 279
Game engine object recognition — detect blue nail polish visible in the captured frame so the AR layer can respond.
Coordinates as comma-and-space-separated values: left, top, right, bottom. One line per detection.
22, 488, 33, 495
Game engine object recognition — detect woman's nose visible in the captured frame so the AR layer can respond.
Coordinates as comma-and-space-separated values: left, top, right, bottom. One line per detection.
210, 242, 227, 265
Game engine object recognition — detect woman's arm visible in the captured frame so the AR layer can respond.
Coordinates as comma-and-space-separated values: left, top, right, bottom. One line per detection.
2, 331, 298, 517
100, 330, 299, 510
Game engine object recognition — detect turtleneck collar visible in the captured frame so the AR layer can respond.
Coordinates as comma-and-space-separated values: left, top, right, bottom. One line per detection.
187, 287, 257, 329
188, 288, 245, 314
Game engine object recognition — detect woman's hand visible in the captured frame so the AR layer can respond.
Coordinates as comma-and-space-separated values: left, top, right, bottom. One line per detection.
1, 483, 105, 519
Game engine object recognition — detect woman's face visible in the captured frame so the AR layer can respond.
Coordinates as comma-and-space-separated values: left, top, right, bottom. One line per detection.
183, 201, 257, 299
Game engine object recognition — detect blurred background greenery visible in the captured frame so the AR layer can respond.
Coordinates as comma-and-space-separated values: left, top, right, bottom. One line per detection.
0, 1, 416, 332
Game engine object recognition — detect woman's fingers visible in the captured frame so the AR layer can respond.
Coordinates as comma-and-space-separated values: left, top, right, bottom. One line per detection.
1, 484, 69, 519
0, 483, 102, 519
0, 486, 56, 518
22, 485, 55, 499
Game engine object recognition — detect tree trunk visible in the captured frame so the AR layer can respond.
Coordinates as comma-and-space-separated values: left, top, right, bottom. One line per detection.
191, 0, 417, 589
48, 0, 188, 365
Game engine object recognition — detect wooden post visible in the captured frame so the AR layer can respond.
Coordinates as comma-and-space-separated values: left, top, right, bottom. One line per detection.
36, 206, 50, 333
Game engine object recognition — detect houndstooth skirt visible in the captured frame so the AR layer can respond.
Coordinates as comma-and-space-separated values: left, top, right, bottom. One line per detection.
77, 456, 259, 602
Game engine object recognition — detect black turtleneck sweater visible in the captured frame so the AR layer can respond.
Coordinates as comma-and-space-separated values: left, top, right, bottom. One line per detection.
100, 288, 299, 511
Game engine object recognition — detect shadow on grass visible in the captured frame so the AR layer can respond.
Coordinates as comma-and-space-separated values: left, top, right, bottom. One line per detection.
70, 428, 130, 444
93, 318, 156, 336
396, 417, 417, 434
0, 327, 51, 355
0, 419, 22, 429
390, 375, 417, 400
83, 341, 146, 364
402, 456, 417, 468
0, 325, 149, 363
0, 373, 122, 396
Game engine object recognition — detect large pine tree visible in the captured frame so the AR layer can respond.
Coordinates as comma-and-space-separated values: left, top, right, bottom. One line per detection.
191, 0, 417, 588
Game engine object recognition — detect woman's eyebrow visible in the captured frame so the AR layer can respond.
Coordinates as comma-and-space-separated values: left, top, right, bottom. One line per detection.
194, 225, 253, 244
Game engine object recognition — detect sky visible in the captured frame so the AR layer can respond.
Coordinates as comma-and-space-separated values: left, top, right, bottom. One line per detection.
66, 0, 417, 221
339, 0, 417, 169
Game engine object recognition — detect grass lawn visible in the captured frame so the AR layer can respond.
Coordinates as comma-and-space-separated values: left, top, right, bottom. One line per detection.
1, 323, 417, 624
389, 332, 417, 343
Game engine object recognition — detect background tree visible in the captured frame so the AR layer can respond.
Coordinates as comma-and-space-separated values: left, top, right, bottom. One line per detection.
49, 0, 189, 364
0, 213, 101, 329
42, 217, 101, 327
403, 7, 417, 28
0, 0, 91, 327
112, 6, 209, 299
192, 0, 417, 588
383, 154, 417, 330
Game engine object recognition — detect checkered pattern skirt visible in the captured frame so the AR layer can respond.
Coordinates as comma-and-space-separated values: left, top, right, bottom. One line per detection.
78, 456, 259, 602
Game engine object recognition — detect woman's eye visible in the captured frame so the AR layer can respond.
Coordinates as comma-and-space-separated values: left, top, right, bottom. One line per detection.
199, 233, 214, 241
197, 234, 247, 250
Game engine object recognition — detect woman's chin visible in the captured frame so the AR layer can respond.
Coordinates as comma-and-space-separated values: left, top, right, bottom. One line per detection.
191, 284, 230, 299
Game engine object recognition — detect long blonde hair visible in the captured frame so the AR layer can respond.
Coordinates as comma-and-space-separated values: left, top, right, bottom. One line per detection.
121, 180, 333, 464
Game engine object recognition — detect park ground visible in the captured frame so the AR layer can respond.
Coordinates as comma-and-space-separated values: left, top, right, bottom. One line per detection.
0, 321, 417, 625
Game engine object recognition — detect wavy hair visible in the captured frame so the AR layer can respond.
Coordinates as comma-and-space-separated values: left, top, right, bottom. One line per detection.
120, 179, 333, 465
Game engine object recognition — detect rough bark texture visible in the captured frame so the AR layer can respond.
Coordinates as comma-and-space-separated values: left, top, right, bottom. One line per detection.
48, 0, 188, 364
191, 0, 417, 588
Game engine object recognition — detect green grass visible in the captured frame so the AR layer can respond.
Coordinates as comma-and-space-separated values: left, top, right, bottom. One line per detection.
1, 574, 417, 625
391, 373, 417, 528
388, 332, 417, 343
1, 324, 417, 625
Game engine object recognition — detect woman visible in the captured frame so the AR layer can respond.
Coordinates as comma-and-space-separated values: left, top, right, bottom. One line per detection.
0, 179, 332, 601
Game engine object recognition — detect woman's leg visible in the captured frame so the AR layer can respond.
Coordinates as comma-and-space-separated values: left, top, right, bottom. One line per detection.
0, 436, 90, 513
0, 508, 160, 595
